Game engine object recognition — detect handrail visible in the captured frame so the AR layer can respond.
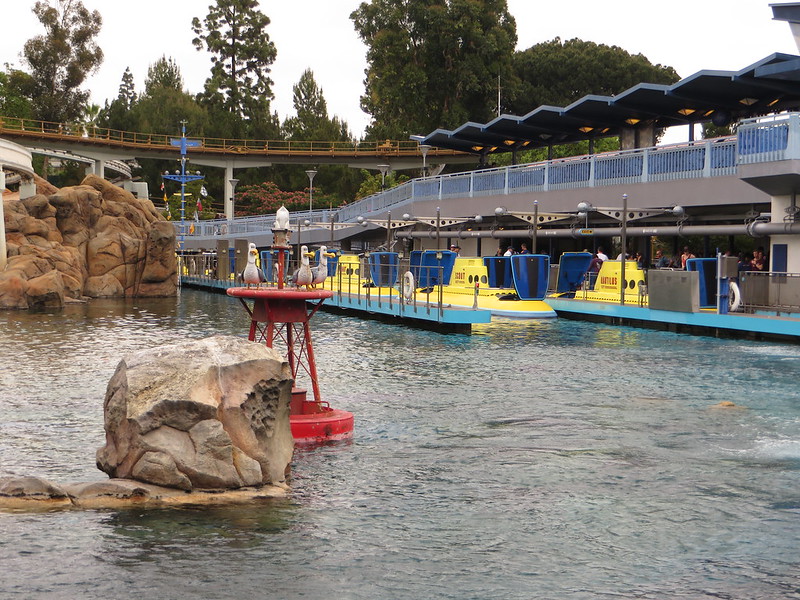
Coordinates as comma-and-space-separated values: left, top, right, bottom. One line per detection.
0, 115, 463, 157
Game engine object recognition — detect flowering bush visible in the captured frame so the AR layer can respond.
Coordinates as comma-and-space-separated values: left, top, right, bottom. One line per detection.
235, 181, 340, 216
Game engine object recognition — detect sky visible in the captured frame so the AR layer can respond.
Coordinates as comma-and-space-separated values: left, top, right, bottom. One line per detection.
1, 0, 798, 142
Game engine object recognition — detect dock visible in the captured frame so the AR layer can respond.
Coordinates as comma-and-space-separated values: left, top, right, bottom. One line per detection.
547, 297, 800, 344
181, 276, 491, 333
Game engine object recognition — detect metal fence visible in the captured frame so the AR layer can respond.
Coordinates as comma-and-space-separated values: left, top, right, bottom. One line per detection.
738, 271, 800, 314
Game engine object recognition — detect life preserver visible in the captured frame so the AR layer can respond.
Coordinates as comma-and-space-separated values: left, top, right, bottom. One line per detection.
402, 271, 415, 300
729, 281, 741, 312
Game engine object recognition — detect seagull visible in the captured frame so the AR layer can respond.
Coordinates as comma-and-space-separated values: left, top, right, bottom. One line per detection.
290, 245, 314, 289
311, 245, 335, 288
242, 243, 266, 288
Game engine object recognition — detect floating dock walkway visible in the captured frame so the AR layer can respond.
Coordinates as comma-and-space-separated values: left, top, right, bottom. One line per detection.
181, 276, 491, 333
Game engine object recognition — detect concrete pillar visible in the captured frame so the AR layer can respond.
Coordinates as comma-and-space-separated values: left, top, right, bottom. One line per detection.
771, 194, 800, 271
224, 165, 235, 220
620, 127, 636, 151
86, 158, 105, 179
19, 177, 36, 200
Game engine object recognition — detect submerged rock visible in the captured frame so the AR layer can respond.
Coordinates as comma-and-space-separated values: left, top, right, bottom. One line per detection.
96, 335, 295, 491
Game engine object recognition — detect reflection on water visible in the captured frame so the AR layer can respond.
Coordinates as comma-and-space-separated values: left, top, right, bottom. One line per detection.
1, 289, 799, 599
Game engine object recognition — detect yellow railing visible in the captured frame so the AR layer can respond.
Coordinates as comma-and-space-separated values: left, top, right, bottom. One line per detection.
0, 115, 462, 157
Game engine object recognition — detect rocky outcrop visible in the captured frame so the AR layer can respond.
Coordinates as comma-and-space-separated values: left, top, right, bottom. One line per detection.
1, 174, 177, 309
96, 335, 295, 490
0, 335, 295, 511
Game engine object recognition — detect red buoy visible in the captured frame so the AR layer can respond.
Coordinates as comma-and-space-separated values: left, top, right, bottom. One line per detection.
227, 236, 353, 444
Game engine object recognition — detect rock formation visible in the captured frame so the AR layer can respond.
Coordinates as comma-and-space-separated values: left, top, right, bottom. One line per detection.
1, 174, 177, 309
96, 335, 295, 490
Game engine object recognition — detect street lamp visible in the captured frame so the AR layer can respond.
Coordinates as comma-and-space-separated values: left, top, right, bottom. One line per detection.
305, 169, 317, 213
378, 164, 390, 191
419, 144, 432, 177
229, 178, 239, 221
162, 121, 204, 249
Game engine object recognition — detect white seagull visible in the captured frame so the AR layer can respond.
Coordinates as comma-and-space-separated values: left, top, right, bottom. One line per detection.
291, 245, 314, 289
311, 245, 335, 288
242, 243, 266, 288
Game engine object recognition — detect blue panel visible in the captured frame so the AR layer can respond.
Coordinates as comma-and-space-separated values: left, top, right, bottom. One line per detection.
738, 124, 789, 155
313, 248, 339, 276
260, 249, 291, 282
686, 258, 717, 308
411, 250, 457, 287
510, 254, 550, 300
368, 252, 399, 286
483, 256, 513, 288
773, 244, 787, 273
556, 252, 593, 293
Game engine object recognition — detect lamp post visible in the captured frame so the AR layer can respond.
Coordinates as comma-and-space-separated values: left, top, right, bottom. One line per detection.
229, 178, 239, 222
305, 169, 317, 213
419, 144, 432, 177
378, 164, 390, 191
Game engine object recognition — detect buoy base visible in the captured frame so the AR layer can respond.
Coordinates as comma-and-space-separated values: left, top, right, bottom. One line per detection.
289, 388, 354, 444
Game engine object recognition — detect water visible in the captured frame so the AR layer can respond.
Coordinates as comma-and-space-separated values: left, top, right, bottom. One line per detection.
1, 290, 799, 599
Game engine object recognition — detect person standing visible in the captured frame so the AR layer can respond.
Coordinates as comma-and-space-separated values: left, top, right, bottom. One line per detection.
680, 246, 695, 269
596, 246, 609, 262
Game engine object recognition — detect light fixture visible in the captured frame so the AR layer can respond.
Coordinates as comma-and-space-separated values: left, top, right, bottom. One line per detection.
495, 207, 507, 216
503, 139, 516, 146
769, 98, 781, 106
678, 108, 695, 116
471, 145, 484, 152
671, 205, 685, 217
578, 126, 594, 133
539, 134, 552, 141
474, 215, 483, 223
624, 118, 640, 125
739, 97, 758, 106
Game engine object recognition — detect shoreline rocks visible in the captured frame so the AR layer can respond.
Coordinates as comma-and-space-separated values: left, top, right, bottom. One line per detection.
0, 475, 287, 511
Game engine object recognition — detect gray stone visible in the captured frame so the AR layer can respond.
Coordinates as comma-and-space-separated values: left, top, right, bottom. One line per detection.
96, 335, 294, 490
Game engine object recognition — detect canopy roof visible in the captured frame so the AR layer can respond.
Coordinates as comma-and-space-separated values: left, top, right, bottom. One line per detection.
415, 53, 800, 155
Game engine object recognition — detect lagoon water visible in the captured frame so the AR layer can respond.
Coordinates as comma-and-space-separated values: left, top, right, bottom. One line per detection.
1, 289, 799, 599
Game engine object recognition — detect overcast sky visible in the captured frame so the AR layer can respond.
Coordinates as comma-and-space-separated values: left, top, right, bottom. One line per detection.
1, 0, 797, 141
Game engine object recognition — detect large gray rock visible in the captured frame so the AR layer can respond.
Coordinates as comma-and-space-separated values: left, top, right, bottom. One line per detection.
96, 335, 294, 490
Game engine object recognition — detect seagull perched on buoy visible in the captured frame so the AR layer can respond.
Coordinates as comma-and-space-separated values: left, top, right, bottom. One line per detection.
290, 245, 314, 289
311, 245, 335, 288
242, 243, 266, 288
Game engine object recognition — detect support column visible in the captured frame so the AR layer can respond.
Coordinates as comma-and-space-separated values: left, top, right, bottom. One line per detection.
0, 169, 6, 271
224, 165, 235, 220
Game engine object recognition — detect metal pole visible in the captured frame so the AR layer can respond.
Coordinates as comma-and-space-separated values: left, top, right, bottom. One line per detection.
532, 199, 538, 254
436, 206, 441, 250
620, 193, 628, 306
386, 211, 392, 249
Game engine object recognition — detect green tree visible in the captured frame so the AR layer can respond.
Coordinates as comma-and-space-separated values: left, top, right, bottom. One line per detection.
192, 0, 277, 137
0, 68, 35, 119
22, 0, 103, 123
508, 37, 679, 114
99, 67, 139, 132
283, 69, 352, 142
351, 0, 517, 140
145, 56, 183, 96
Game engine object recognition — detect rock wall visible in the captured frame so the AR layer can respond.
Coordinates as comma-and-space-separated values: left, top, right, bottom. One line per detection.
1, 174, 177, 309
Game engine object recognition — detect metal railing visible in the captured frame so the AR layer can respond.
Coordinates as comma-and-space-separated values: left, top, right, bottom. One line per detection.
339, 135, 739, 221
738, 271, 800, 314
0, 115, 459, 158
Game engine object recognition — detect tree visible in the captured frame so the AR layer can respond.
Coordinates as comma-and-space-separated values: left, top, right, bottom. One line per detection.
0, 68, 35, 119
508, 38, 679, 115
191, 0, 277, 136
145, 56, 183, 96
22, 0, 103, 123
283, 69, 352, 142
351, 0, 517, 140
